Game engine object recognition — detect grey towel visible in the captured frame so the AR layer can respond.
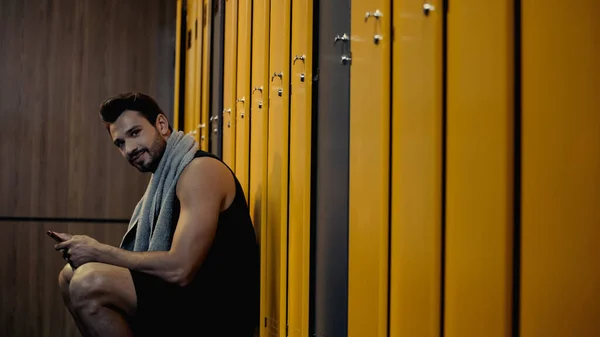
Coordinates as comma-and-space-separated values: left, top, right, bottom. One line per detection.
120, 131, 198, 252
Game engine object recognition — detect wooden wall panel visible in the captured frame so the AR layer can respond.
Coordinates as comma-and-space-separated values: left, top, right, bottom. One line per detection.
0, 0, 175, 220
0, 221, 129, 337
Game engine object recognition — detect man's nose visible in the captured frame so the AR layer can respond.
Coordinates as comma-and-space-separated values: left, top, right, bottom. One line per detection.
125, 142, 138, 158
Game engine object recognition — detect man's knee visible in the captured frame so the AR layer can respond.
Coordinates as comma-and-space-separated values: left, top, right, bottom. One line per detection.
69, 263, 112, 313
58, 263, 73, 289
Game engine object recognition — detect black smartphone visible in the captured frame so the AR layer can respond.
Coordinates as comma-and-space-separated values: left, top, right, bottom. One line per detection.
46, 230, 64, 243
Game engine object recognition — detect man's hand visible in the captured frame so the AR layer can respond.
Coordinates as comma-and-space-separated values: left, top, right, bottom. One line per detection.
54, 233, 105, 269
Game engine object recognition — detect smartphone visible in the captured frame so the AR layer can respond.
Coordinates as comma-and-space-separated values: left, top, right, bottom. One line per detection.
46, 230, 64, 243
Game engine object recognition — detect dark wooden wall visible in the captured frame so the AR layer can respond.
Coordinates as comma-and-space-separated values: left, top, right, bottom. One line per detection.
0, 0, 176, 336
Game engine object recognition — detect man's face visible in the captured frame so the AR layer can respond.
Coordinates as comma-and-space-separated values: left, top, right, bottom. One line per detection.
109, 110, 167, 172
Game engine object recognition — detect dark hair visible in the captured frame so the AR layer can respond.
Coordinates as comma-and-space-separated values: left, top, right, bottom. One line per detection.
99, 92, 172, 131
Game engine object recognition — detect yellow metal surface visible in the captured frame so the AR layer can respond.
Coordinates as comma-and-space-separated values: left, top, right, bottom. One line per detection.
199, 0, 211, 151
521, 1, 600, 336
234, 0, 252, 197
287, 0, 312, 336
265, 0, 291, 335
248, 0, 270, 336
348, 0, 391, 336
445, 1, 514, 336
222, 0, 238, 168
173, 0, 183, 131
192, 0, 203, 144
390, 1, 442, 336
184, 0, 198, 139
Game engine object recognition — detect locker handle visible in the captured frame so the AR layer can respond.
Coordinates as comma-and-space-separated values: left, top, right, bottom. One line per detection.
334, 33, 350, 45
271, 72, 283, 82
364, 9, 383, 21
293, 55, 305, 64
253, 86, 264, 109
293, 55, 307, 82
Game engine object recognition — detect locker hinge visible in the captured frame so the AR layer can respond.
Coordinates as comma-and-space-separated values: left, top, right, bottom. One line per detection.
195, 19, 198, 39
286, 324, 289, 337
264, 317, 267, 327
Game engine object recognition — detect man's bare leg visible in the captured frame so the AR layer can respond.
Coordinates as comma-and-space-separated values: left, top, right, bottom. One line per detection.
59, 264, 89, 335
64, 262, 137, 337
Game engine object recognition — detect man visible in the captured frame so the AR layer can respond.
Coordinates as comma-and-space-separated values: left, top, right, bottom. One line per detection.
50, 92, 259, 336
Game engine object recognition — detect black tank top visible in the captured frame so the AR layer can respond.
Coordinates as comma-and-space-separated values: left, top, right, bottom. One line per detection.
172, 150, 260, 335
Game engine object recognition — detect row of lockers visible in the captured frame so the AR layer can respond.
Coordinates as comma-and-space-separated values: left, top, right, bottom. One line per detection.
173, 0, 600, 336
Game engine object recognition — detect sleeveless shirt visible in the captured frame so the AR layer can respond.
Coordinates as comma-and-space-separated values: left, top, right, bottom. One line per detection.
171, 150, 260, 335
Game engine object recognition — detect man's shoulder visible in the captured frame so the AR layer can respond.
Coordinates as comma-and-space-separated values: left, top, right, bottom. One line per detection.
176, 152, 231, 194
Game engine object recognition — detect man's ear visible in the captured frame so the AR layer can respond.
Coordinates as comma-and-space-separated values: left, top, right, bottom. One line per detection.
156, 114, 171, 136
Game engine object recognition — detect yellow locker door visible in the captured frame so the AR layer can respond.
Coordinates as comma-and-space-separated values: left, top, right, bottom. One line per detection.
265, 0, 291, 335
184, 0, 198, 137
173, 0, 183, 131
222, 0, 238, 167
348, 1, 391, 337
287, 0, 313, 336
199, 0, 211, 150
235, 0, 252, 197
193, 0, 203, 144
521, 1, 600, 336
390, 1, 443, 337
445, 1, 514, 336
248, 0, 270, 335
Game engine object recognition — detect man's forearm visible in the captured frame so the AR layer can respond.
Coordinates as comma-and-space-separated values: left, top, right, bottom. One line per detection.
96, 244, 186, 285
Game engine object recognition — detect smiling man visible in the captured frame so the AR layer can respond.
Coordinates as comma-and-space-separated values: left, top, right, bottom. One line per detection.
51, 92, 259, 337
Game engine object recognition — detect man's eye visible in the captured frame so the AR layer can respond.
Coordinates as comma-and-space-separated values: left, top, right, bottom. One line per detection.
132, 130, 139, 136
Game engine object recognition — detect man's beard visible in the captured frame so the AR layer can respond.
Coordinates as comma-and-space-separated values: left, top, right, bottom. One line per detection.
134, 134, 166, 173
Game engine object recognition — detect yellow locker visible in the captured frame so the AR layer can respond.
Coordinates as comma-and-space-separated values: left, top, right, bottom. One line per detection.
222, 0, 238, 168
390, 1, 442, 336
235, 0, 252, 197
445, 1, 514, 336
287, 0, 313, 336
521, 1, 600, 336
248, 0, 270, 335
265, 0, 291, 335
348, 1, 391, 336
173, 0, 183, 131
184, 0, 198, 138
199, 0, 211, 151
192, 0, 203, 144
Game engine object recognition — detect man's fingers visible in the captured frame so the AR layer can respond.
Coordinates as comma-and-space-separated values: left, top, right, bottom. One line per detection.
54, 241, 69, 250
54, 232, 73, 241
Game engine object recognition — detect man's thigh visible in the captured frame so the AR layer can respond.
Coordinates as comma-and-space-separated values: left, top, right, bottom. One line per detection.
70, 262, 137, 317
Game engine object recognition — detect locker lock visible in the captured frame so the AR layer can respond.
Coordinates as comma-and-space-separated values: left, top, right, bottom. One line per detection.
341, 55, 352, 65
423, 3, 435, 16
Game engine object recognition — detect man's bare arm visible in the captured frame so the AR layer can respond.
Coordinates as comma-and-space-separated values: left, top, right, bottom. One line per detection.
56, 157, 233, 286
